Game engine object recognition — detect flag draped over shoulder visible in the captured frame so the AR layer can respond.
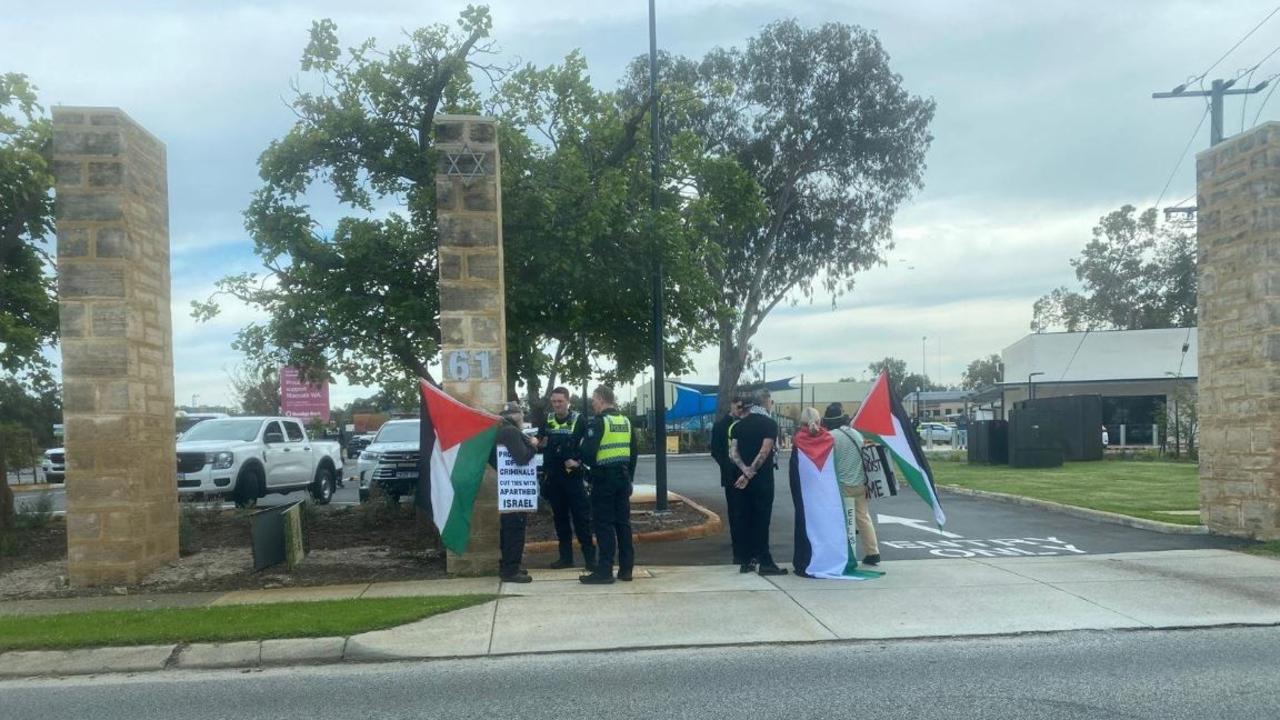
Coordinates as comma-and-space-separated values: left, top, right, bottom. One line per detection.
418, 380, 499, 554
790, 429, 882, 580
851, 371, 947, 527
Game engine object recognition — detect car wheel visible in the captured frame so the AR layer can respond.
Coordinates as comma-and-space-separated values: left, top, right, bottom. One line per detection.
233, 466, 262, 509
311, 465, 335, 505
386, 491, 401, 507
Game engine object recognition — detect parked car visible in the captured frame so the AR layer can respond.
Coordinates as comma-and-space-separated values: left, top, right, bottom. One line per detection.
175, 416, 343, 508
346, 432, 377, 459
357, 420, 420, 504
175, 411, 229, 439
916, 422, 954, 444
41, 448, 65, 483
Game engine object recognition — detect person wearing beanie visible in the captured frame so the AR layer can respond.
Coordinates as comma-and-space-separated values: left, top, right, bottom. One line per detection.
489, 401, 539, 583
821, 402, 881, 566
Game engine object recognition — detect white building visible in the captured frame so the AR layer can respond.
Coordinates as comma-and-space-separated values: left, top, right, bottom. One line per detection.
999, 327, 1197, 446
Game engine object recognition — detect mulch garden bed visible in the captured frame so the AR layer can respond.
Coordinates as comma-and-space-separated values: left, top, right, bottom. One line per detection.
0, 496, 709, 601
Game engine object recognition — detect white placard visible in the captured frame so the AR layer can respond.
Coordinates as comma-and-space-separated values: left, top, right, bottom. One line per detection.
497, 446, 542, 513
861, 445, 899, 499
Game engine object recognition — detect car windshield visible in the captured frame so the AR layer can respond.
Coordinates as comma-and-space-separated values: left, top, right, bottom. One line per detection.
180, 419, 262, 442
176, 416, 217, 435
375, 422, 419, 444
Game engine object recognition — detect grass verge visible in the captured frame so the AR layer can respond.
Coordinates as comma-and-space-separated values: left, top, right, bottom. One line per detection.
932, 460, 1201, 525
1240, 541, 1280, 558
0, 595, 494, 652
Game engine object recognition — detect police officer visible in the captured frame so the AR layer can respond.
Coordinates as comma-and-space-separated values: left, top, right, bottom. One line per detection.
710, 397, 747, 564
537, 386, 596, 571
575, 385, 636, 585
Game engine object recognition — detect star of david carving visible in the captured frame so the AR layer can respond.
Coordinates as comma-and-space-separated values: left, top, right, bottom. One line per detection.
444, 143, 487, 185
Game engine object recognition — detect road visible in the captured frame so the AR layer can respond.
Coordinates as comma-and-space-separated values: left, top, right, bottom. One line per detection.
4, 626, 1279, 719
556, 455, 1240, 565
18, 455, 1240, 564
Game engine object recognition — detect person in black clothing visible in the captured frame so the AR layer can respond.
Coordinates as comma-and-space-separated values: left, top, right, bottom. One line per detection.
575, 386, 637, 585
490, 402, 539, 583
710, 398, 747, 564
536, 386, 596, 571
728, 389, 786, 576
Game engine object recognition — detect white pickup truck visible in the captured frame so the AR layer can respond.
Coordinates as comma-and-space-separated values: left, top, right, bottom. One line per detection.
175, 416, 343, 508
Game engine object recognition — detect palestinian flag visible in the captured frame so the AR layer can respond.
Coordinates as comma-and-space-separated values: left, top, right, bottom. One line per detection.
418, 379, 499, 554
790, 428, 883, 580
851, 371, 947, 527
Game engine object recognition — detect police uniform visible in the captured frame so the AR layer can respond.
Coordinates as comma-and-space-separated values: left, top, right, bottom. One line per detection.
537, 409, 596, 569
579, 407, 636, 582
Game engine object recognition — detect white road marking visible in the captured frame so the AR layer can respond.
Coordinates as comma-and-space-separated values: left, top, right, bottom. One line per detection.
876, 513, 965, 539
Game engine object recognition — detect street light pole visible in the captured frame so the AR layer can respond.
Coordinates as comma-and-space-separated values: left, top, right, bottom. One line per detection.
761, 355, 792, 387
921, 336, 928, 384
647, 0, 668, 513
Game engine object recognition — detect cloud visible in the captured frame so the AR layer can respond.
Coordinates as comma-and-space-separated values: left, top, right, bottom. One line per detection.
11, 0, 1274, 407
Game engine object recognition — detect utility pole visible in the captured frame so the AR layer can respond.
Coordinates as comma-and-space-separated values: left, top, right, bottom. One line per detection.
1153, 77, 1270, 147
648, 0, 668, 513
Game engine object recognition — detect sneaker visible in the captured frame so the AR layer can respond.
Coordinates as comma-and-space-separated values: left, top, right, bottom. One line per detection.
862, 554, 881, 567
757, 564, 788, 576
579, 573, 615, 585
617, 568, 634, 582
501, 573, 532, 584
549, 558, 574, 570
739, 562, 757, 574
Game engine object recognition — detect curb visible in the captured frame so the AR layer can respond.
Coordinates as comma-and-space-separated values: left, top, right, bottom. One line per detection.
524, 492, 722, 554
8, 621, 1280, 679
6, 483, 60, 494
938, 485, 1208, 535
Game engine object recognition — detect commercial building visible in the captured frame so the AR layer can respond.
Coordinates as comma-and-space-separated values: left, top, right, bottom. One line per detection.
999, 327, 1197, 447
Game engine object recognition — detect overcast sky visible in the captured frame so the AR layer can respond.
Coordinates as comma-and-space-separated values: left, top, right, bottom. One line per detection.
6, 0, 1276, 407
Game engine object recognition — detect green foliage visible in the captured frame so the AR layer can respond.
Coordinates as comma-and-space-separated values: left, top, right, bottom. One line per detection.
0, 595, 495, 651
1033, 206, 1197, 332
619, 20, 935, 410
193, 9, 498, 389
867, 357, 941, 399
228, 364, 280, 416
496, 52, 716, 395
0, 73, 57, 385
961, 354, 1003, 390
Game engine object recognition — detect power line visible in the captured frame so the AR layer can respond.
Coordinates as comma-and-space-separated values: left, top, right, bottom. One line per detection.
1191, 5, 1280, 86
1155, 105, 1209, 210
1059, 329, 1092, 382
1253, 73, 1280, 124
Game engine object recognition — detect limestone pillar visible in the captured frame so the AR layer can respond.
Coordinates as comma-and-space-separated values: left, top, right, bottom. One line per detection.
434, 115, 506, 575
52, 107, 178, 585
1196, 122, 1280, 539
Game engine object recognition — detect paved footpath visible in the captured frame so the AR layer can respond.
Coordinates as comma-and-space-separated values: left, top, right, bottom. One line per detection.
2, 548, 1277, 678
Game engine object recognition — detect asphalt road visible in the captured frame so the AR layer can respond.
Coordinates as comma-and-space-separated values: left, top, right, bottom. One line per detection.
598, 455, 1242, 565
17, 455, 1240, 565
5, 627, 1280, 719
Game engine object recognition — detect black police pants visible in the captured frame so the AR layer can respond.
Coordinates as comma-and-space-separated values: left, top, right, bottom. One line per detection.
499, 512, 527, 577
589, 467, 634, 576
729, 470, 775, 566
545, 468, 594, 560
720, 464, 747, 564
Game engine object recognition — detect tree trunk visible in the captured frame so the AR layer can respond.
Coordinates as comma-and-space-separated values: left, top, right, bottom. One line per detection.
0, 440, 13, 534
715, 318, 749, 417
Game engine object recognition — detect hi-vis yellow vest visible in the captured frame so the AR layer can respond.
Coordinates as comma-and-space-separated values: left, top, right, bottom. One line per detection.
596, 414, 632, 466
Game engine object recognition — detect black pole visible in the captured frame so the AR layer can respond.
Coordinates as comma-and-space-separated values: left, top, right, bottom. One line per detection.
648, 0, 668, 512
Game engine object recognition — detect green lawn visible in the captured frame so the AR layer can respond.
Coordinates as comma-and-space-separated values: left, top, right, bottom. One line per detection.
0, 595, 494, 652
1241, 541, 1280, 558
932, 460, 1201, 525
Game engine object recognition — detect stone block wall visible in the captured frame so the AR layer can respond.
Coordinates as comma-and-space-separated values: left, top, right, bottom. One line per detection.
434, 115, 506, 575
52, 107, 178, 584
1196, 122, 1280, 539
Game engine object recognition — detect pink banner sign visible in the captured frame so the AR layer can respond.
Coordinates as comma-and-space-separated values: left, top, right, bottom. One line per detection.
279, 366, 330, 423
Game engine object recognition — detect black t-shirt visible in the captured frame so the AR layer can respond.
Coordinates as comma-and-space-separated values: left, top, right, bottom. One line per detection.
731, 412, 778, 474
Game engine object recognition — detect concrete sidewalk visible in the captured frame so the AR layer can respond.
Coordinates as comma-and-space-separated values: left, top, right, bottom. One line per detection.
2, 548, 1277, 678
